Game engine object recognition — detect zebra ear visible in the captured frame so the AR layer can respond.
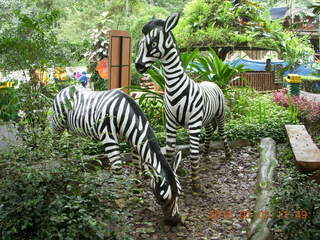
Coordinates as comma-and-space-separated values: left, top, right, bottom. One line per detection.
172, 151, 182, 173
164, 12, 180, 33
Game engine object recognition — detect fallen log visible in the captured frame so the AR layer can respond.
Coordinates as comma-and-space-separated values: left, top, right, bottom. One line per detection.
247, 137, 278, 240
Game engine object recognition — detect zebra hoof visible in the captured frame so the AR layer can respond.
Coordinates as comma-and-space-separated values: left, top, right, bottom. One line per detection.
225, 153, 232, 161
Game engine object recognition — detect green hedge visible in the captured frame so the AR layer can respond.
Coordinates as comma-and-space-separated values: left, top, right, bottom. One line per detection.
302, 76, 320, 93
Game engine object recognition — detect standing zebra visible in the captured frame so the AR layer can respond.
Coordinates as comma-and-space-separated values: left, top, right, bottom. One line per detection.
135, 13, 231, 192
51, 85, 182, 225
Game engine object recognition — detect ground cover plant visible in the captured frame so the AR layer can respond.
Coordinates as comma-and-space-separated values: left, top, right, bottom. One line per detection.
271, 145, 320, 240
0, 79, 138, 239
225, 87, 299, 143
0, 126, 137, 240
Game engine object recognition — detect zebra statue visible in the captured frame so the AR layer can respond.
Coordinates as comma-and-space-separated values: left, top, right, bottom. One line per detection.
135, 13, 231, 192
51, 85, 182, 225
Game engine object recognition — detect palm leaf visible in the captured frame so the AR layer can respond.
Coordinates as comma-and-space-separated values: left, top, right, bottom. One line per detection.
181, 48, 200, 69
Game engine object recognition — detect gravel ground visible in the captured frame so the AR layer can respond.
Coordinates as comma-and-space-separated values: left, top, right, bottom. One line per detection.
127, 146, 259, 240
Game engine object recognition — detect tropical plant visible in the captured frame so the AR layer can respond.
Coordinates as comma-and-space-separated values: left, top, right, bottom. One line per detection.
190, 48, 249, 90
174, 0, 314, 63
0, 87, 18, 122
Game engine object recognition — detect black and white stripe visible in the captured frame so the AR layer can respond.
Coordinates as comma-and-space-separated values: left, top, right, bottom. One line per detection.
135, 13, 231, 192
51, 85, 182, 224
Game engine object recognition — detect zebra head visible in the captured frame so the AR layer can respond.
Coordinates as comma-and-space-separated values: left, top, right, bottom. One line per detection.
150, 151, 182, 225
135, 12, 180, 74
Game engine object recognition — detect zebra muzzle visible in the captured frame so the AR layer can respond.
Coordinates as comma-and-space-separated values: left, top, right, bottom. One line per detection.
135, 62, 148, 74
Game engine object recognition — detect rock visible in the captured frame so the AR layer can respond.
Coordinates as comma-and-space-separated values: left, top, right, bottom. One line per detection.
136, 227, 156, 233
163, 225, 171, 233
115, 199, 126, 208
210, 233, 221, 239
221, 219, 233, 225
141, 233, 149, 238
232, 222, 242, 230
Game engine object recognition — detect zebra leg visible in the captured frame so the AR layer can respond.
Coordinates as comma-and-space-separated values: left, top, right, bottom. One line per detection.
203, 122, 216, 158
165, 121, 177, 163
103, 140, 122, 174
132, 149, 149, 179
217, 116, 232, 160
189, 123, 202, 192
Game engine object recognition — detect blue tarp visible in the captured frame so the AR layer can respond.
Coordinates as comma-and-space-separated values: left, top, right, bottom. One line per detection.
228, 59, 319, 76
270, 7, 288, 20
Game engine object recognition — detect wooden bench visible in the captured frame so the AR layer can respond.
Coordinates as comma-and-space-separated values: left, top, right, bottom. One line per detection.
285, 125, 320, 171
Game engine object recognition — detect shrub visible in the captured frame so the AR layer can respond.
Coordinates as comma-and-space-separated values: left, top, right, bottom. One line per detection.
273, 88, 320, 136
0, 127, 135, 240
273, 88, 320, 121
270, 145, 320, 240
225, 120, 288, 143
0, 87, 18, 122
224, 88, 298, 143
302, 76, 320, 94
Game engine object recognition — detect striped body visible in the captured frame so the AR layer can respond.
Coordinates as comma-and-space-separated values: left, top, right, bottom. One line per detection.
135, 13, 231, 191
51, 85, 182, 224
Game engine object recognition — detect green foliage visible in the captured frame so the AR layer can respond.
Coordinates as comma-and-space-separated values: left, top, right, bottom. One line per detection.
225, 88, 299, 143
0, 0, 75, 74
270, 145, 320, 240
175, 0, 314, 64
0, 128, 134, 240
190, 48, 249, 90
16, 80, 58, 129
138, 97, 165, 127
0, 87, 18, 122
301, 76, 320, 93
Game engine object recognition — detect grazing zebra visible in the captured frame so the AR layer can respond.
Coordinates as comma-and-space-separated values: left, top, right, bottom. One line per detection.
135, 13, 231, 192
50, 85, 182, 225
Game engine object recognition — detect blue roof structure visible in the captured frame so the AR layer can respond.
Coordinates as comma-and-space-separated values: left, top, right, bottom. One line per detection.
270, 7, 288, 20
228, 59, 319, 76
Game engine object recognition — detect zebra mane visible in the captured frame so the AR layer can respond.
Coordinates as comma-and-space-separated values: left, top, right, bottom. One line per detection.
121, 93, 179, 194
142, 18, 165, 34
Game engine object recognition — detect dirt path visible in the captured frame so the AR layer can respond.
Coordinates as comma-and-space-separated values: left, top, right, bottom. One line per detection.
129, 146, 259, 240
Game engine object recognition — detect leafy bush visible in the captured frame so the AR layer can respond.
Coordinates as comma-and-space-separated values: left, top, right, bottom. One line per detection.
270, 146, 320, 240
0, 128, 135, 240
224, 88, 298, 143
190, 48, 249, 90
225, 120, 288, 143
16, 80, 59, 129
0, 87, 18, 122
174, 0, 314, 63
301, 76, 320, 94
138, 96, 165, 127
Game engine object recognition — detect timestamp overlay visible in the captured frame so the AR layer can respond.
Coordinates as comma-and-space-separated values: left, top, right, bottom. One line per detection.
208, 209, 310, 220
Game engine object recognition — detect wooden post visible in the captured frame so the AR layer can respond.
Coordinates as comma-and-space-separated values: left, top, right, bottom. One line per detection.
108, 30, 131, 92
